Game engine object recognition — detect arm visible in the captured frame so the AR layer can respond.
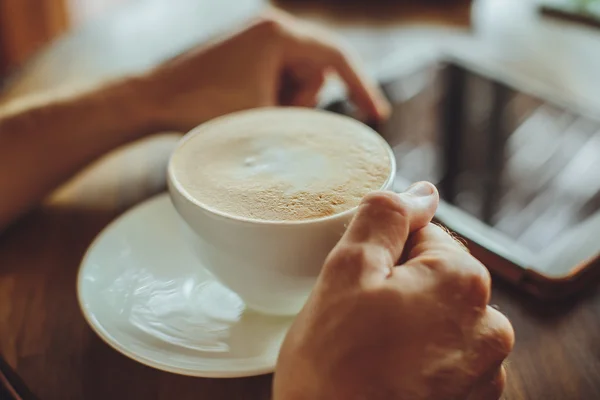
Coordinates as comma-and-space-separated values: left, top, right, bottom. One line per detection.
0, 13, 388, 232
0, 78, 152, 230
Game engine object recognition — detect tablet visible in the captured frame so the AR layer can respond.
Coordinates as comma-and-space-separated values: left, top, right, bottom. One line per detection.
322, 55, 600, 298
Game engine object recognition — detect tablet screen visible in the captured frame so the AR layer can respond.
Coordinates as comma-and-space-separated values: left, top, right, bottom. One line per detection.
326, 62, 600, 255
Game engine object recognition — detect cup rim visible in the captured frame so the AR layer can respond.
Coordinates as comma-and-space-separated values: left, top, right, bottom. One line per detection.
168, 107, 397, 226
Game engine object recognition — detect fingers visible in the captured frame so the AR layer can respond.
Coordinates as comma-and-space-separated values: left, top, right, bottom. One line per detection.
323, 182, 439, 284
277, 15, 390, 120
470, 307, 515, 371
290, 70, 326, 107
466, 366, 507, 400
399, 224, 492, 310
405, 222, 468, 258
460, 307, 513, 400
397, 224, 514, 396
326, 49, 391, 120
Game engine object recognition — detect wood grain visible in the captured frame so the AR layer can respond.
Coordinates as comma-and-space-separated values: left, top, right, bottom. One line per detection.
1, 0, 600, 399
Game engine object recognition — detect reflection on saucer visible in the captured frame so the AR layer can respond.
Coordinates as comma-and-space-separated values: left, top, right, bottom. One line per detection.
103, 265, 245, 352
79, 194, 292, 377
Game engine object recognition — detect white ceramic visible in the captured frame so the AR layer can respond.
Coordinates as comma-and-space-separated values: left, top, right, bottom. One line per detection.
168, 108, 396, 316
77, 194, 293, 378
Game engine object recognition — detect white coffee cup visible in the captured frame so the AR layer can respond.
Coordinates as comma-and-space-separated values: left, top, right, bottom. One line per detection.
167, 109, 396, 316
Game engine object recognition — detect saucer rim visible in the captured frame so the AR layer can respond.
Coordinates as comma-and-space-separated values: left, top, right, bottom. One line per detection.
76, 193, 280, 378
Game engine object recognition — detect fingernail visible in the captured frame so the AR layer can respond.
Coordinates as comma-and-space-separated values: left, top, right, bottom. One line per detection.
405, 181, 434, 197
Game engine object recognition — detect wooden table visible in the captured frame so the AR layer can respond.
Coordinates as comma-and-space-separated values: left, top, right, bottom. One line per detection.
1, 0, 600, 399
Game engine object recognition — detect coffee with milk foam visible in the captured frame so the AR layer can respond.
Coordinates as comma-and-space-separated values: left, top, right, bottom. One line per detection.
170, 108, 392, 221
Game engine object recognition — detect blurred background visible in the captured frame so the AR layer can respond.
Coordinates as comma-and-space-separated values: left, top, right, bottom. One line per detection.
0, 0, 124, 76
0, 0, 475, 77
0, 0, 598, 73
1, 0, 599, 95
0, 0, 134, 75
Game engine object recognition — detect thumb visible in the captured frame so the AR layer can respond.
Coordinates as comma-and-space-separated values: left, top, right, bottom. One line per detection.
323, 182, 439, 282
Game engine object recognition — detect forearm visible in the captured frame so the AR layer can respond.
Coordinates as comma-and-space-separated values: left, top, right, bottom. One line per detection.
0, 77, 153, 231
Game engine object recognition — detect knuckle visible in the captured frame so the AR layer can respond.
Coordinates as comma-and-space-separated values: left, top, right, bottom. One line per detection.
466, 368, 506, 400
326, 244, 370, 272
361, 191, 410, 220
462, 259, 491, 307
405, 227, 441, 256
482, 309, 515, 359
325, 243, 388, 284
418, 247, 466, 272
420, 250, 491, 307
251, 14, 285, 35
445, 250, 490, 307
331, 46, 350, 64
497, 316, 516, 357
419, 253, 450, 273
497, 366, 508, 390
486, 367, 508, 400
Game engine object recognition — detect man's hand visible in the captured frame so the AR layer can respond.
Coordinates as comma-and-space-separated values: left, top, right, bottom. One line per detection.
138, 10, 390, 132
273, 182, 514, 400
0, 10, 387, 231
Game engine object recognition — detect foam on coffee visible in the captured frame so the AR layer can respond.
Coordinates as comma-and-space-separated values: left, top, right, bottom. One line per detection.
170, 108, 392, 221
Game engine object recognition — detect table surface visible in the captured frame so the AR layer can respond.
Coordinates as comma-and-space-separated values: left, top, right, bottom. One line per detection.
1, 0, 600, 399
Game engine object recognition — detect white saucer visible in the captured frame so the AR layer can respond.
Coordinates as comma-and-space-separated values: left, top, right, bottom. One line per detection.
77, 193, 294, 378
